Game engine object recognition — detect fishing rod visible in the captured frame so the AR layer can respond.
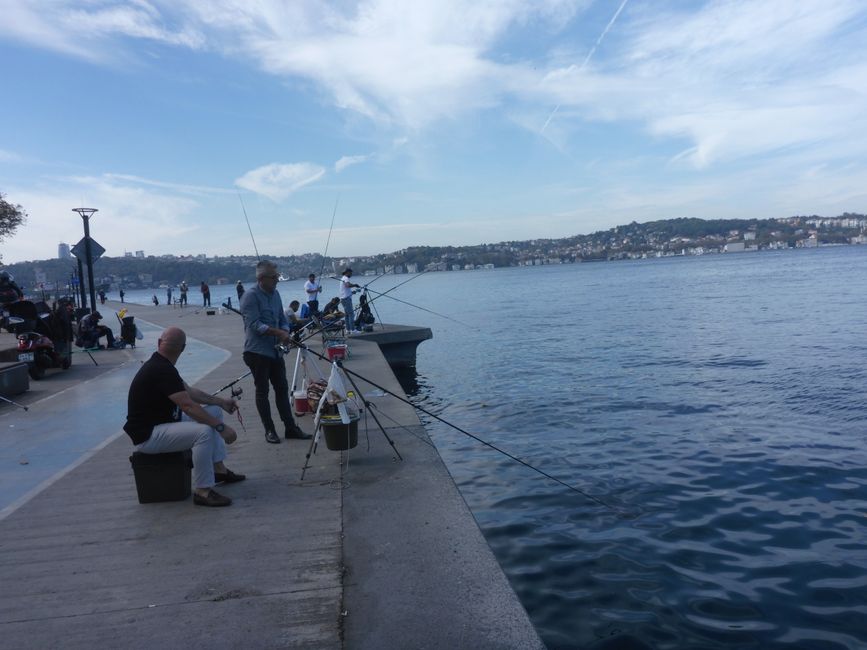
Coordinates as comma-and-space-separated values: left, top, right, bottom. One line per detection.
219, 300, 619, 511
0, 393, 28, 411
212, 372, 250, 397
286, 338, 619, 513
318, 196, 339, 283
238, 193, 261, 261
363, 286, 474, 329
327, 267, 431, 316
222, 301, 334, 350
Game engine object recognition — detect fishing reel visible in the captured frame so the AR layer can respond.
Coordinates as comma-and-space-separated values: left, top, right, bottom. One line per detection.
275, 342, 292, 355
230, 385, 243, 400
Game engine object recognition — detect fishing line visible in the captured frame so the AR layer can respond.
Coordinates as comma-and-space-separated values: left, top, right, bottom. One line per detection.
318, 196, 340, 282
218, 303, 618, 512
238, 193, 260, 261
333, 358, 618, 512
364, 287, 474, 329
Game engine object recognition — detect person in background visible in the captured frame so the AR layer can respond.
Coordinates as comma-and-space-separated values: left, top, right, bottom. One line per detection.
304, 273, 321, 315
98, 289, 106, 305
0, 270, 23, 305
152, 294, 159, 306
284, 300, 311, 334
321, 297, 344, 321
236, 280, 245, 302
119, 288, 125, 303
166, 286, 173, 306
124, 326, 244, 507
240, 260, 311, 444
201, 281, 211, 307
339, 268, 361, 334
179, 281, 188, 306
78, 310, 117, 349
357, 292, 375, 329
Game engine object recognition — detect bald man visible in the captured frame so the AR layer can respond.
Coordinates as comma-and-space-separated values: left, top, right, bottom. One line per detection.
124, 327, 243, 507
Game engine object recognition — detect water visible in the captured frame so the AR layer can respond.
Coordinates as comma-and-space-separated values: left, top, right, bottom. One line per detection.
122, 248, 867, 649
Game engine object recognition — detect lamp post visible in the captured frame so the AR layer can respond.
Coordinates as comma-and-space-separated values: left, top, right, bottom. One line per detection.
72, 208, 98, 313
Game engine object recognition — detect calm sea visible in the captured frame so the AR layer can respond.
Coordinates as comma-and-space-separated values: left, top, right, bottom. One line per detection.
123, 247, 867, 649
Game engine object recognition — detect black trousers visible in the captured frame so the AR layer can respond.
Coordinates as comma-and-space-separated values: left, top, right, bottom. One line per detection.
242, 351, 294, 434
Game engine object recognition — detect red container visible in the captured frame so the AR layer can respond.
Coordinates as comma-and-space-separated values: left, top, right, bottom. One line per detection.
292, 390, 310, 416
326, 344, 348, 361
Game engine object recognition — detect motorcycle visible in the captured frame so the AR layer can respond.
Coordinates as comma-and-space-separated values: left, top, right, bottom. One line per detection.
7, 300, 72, 380
17, 331, 71, 379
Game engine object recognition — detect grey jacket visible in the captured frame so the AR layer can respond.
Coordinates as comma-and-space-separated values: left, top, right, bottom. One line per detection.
240, 285, 289, 358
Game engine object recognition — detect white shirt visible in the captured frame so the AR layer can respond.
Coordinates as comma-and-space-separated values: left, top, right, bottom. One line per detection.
284, 306, 299, 322
339, 275, 353, 299
304, 279, 321, 300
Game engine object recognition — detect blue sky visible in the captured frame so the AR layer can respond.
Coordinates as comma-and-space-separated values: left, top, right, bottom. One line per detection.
1, 0, 866, 264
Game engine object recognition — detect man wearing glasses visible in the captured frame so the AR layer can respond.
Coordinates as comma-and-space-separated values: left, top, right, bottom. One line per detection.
240, 260, 310, 444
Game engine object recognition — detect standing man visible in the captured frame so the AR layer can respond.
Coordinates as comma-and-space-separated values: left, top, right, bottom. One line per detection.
240, 260, 310, 444
124, 326, 244, 507
304, 273, 322, 316
236, 280, 245, 302
179, 281, 188, 306
166, 286, 173, 306
201, 281, 211, 307
119, 288, 125, 303
339, 268, 361, 333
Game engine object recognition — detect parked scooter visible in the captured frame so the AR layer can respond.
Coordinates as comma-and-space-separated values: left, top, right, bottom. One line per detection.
7, 300, 72, 380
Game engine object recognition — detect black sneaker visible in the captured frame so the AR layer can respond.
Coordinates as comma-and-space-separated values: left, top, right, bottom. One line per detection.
284, 424, 312, 440
193, 489, 232, 507
265, 430, 281, 444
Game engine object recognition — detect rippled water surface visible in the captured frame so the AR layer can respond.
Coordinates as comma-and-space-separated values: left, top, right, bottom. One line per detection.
128, 248, 867, 648
377, 248, 867, 650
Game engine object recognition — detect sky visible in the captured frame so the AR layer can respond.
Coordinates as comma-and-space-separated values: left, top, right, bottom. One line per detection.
1, 0, 866, 264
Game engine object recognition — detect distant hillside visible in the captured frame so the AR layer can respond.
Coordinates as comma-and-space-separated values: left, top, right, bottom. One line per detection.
4, 213, 865, 292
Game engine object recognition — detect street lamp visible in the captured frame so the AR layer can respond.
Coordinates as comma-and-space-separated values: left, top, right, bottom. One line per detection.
72, 207, 98, 313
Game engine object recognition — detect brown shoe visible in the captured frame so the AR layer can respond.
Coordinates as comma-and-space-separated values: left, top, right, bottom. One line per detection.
214, 469, 246, 484
193, 489, 232, 507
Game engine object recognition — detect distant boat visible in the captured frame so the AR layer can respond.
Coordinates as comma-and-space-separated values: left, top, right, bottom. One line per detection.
278, 275, 293, 282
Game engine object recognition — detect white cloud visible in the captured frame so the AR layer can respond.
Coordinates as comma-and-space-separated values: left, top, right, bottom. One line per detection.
334, 154, 371, 173
0, 149, 22, 163
0, 0, 203, 62
234, 163, 326, 201
2, 175, 202, 262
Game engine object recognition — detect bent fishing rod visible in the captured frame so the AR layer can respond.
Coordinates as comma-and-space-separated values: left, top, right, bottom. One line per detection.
238, 193, 261, 261
318, 196, 340, 282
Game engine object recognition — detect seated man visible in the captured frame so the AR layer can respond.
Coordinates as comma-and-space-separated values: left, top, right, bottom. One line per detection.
321, 297, 344, 322
78, 310, 117, 348
124, 326, 244, 507
284, 300, 312, 333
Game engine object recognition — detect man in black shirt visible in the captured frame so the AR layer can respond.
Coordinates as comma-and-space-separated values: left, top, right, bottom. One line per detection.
125, 326, 244, 507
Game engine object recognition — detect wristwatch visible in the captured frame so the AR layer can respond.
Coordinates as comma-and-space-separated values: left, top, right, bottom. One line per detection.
215, 423, 225, 433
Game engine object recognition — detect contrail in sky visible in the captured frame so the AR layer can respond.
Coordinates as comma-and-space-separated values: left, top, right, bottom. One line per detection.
541, 0, 630, 134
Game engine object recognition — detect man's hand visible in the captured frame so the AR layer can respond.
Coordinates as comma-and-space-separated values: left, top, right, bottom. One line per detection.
219, 397, 238, 414
219, 423, 238, 444
276, 329, 291, 344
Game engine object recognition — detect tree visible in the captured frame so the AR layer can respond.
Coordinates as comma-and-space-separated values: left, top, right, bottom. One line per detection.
0, 192, 27, 249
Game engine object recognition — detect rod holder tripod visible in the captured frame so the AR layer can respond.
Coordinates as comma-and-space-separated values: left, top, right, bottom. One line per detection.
299, 350, 403, 481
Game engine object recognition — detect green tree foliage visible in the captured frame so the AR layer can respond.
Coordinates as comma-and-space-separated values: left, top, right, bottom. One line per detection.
0, 192, 27, 253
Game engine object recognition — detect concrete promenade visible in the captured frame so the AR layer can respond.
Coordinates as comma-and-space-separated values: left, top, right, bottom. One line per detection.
0, 301, 543, 649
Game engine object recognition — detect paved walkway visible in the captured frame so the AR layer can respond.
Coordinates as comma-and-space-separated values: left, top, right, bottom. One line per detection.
0, 301, 543, 649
